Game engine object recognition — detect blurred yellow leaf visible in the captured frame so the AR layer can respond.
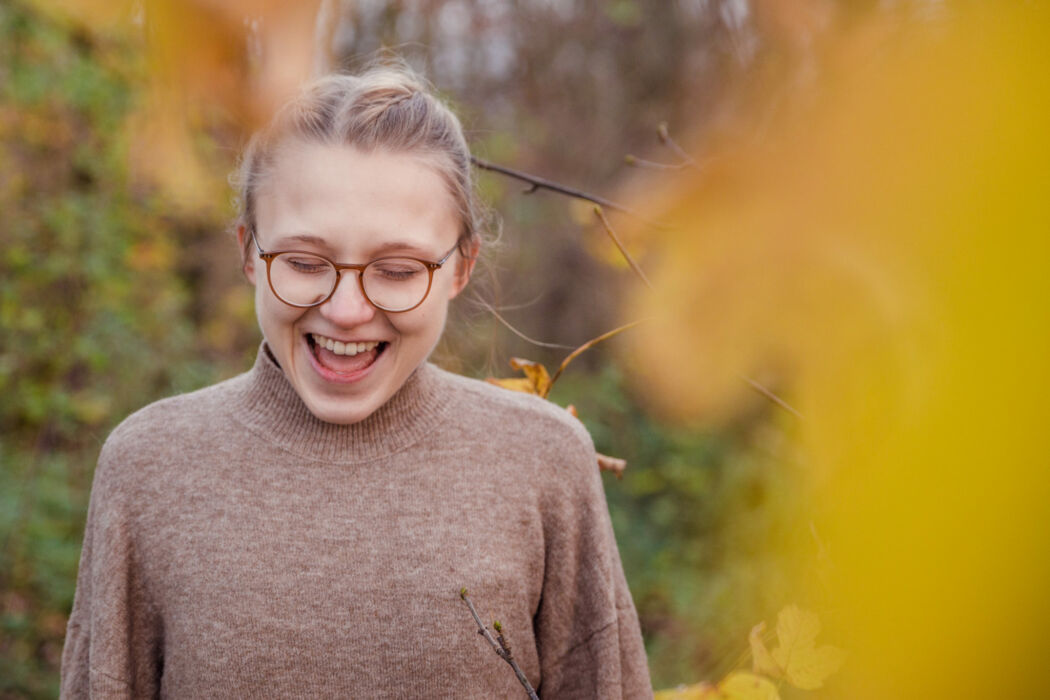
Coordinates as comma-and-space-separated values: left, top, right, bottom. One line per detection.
748, 622, 781, 678
624, 7, 1050, 695
769, 606, 845, 690
655, 673, 780, 700
654, 682, 718, 700
30, 0, 319, 213
719, 672, 780, 700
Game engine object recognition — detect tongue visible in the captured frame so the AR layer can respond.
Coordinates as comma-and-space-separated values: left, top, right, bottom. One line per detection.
316, 344, 379, 374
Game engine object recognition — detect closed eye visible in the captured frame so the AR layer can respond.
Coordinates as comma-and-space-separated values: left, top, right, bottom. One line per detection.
283, 256, 330, 274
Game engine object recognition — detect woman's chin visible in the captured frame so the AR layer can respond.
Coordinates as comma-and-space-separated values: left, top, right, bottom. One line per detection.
302, 398, 380, 425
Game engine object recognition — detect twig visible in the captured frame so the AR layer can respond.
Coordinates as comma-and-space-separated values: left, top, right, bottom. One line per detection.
470, 156, 640, 218
546, 319, 648, 395
657, 122, 702, 171
623, 154, 691, 171
741, 375, 804, 419
480, 301, 575, 350
460, 589, 539, 700
593, 206, 652, 289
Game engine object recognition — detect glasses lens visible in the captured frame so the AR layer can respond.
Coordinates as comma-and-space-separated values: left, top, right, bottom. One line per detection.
270, 253, 337, 306
362, 258, 430, 311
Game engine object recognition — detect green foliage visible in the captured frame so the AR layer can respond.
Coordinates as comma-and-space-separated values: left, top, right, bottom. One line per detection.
0, 445, 91, 698
0, 4, 237, 695
0, 1, 197, 447
551, 367, 808, 689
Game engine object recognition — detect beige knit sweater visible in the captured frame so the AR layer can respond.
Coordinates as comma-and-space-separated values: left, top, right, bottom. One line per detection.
60, 346, 652, 698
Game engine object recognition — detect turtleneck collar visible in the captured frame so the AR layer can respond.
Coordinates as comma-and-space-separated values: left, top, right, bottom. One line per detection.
227, 343, 453, 463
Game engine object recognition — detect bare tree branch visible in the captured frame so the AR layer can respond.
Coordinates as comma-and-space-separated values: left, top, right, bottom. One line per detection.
741, 375, 804, 419
657, 121, 703, 171
547, 319, 648, 394
623, 154, 692, 171
471, 156, 641, 218
476, 142, 801, 421
593, 206, 653, 290
479, 301, 576, 350
460, 589, 539, 700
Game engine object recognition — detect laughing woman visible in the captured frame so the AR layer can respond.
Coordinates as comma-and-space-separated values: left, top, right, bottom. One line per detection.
60, 65, 651, 699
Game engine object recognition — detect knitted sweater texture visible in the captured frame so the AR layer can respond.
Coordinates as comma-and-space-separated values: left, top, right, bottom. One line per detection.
60, 346, 652, 698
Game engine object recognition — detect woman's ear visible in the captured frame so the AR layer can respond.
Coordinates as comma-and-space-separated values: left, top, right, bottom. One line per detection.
449, 240, 479, 299
237, 225, 256, 284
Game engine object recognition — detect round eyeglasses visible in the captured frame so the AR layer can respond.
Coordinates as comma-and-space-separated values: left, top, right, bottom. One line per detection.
250, 230, 461, 312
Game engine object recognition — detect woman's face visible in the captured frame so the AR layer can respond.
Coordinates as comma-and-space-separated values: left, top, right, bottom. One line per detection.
242, 142, 472, 425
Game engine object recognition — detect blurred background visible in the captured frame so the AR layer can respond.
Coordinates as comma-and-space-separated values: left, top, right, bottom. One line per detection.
2, 0, 1047, 697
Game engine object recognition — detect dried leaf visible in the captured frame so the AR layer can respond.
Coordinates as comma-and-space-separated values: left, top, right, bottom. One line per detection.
486, 357, 552, 397
485, 377, 539, 394
509, 357, 552, 396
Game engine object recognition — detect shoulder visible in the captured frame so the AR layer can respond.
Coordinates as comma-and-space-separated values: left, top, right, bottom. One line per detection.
433, 366, 593, 444
96, 372, 249, 484
428, 364, 597, 468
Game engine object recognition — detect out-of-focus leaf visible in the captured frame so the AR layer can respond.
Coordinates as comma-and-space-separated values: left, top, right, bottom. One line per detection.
749, 622, 781, 678
625, 5, 1050, 695
653, 682, 718, 700
769, 606, 845, 690
719, 672, 780, 700
655, 672, 780, 700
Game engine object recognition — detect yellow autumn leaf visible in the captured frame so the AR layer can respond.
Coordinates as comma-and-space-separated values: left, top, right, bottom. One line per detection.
719, 671, 781, 700
486, 357, 552, 396
748, 622, 781, 679
771, 606, 845, 690
655, 673, 780, 700
653, 682, 718, 700
509, 357, 552, 396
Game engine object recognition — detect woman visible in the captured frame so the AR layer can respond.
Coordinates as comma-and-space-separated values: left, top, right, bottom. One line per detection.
60, 65, 651, 698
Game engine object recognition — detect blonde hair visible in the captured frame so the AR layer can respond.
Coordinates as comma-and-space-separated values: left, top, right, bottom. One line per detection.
233, 64, 481, 264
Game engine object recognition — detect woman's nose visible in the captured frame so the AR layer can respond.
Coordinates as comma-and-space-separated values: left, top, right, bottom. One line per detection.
318, 272, 377, 327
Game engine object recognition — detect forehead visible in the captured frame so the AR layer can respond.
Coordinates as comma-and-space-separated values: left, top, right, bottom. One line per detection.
255, 141, 460, 255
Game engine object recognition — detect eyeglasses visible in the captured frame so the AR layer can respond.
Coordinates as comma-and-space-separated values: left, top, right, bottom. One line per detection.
250, 229, 460, 312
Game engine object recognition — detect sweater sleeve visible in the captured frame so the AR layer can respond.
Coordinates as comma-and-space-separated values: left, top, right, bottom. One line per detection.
60, 437, 163, 699
534, 424, 653, 699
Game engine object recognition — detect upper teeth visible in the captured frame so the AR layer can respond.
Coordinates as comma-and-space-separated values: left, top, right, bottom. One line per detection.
312, 334, 380, 356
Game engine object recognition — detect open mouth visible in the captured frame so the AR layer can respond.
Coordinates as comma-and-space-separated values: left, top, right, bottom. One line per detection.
307, 333, 387, 376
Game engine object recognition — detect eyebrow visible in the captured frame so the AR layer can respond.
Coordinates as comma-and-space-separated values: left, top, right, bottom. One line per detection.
272, 234, 331, 248
271, 233, 441, 259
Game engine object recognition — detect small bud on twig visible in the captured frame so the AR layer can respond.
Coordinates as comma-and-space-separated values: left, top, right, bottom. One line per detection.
460, 589, 539, 700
